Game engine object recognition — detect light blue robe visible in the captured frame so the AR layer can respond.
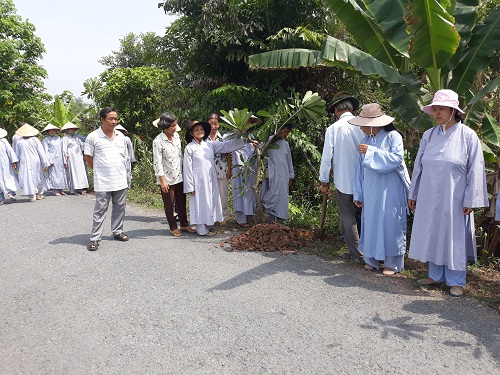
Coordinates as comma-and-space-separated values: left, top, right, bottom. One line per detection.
14, 136, 50, 196
42, 135, 68, 190
408, 122, 488, 271
353, 129, 409, 264
183, 138, 246, 225
232, 143, 257, 216
496, 195, 500, 221
0, 138, 20, 194
62, 134, 88, 193
260, 137, 294, 220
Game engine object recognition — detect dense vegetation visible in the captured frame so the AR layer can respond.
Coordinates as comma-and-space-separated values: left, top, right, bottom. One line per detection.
1, 0, 499, 256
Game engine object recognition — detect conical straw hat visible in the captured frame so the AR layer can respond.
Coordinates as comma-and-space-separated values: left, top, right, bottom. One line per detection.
42, 123, 60, 134
15, 123, 39, 137
115, 124, 128, 135
0, 128, 7, 139
61, 122, 79, 131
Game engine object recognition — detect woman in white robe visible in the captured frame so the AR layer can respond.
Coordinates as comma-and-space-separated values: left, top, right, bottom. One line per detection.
183, 121, 247, 236
13, 124, 50, 202
349, 104, 410, 275
61, 122, 88, 194
0, 128, 20, 204
41, 124, 68, 195
408, 90, 488, 297
260, 125, 294, 221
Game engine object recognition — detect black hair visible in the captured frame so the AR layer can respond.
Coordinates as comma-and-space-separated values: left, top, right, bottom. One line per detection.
383, 123, 397, 132
206, 113, 219, 121
454, 110, 463, 122
334, 99, 354, 112
99, 107, 117, 119
282, 123, 294, 131
158, 112, 177, 130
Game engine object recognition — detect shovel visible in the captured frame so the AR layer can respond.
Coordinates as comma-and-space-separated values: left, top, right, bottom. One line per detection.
313, 193, 328, 240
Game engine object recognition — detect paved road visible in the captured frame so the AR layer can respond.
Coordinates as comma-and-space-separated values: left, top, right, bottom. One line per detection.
0, 193, 499, 374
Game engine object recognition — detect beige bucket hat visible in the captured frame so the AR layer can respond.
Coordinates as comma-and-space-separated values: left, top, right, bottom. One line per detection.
15, 123, 40, 137
42, 123, 60, 134
347, 103, 395, 127
61, 122, 79, 131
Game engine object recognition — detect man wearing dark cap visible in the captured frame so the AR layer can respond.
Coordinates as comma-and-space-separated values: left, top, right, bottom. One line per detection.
319, 93, 364, 260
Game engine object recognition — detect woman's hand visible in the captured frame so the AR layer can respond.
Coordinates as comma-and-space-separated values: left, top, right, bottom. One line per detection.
358, 144, 368, 154
463, 207, 473, 215
408, 199, 416, 210
160, 181, 169, 194
354, 200, 363, 208
189, 191, 195, 195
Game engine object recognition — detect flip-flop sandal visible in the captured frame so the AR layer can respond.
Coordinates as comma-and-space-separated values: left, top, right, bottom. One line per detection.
113, 233, 129, 241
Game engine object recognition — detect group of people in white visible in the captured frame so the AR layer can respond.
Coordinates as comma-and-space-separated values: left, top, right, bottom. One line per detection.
1, 90, 498, 297
320, 89, 498, 297
152, 112, 294, 237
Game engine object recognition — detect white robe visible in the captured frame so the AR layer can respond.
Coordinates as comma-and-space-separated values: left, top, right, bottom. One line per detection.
124, 136, 136, 188
260, 137, 294, 220
183, 138, 246, 225
62, 134, 88, 193
232, 143, 257, 215
42, 135, 68, 190
14, 137, 50, 196
408, 122, 488, 271
0, 138, 20, 194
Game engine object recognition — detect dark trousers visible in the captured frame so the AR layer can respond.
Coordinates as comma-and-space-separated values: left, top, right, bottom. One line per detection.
335, 189, 362, 260
160, 182, 188, 230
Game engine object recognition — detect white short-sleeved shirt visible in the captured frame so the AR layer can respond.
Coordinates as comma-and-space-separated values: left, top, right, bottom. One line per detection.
84, 127, 128, 192
152, 132, 183, 185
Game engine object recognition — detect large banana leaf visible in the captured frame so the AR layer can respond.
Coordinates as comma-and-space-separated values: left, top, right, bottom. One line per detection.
406, 0, 461, 69
248, 49, 321, 69
320, 36, 424, 95
448, 6, 500, 94
363, 0, 411, 59
480, 112, 500, 148
388, 82, 433, 130
443, 0, 479, 74
323, 0, 404, 69
52, 96, 69, 127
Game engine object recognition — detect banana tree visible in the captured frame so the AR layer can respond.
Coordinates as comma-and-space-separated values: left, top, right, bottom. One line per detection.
220, 91, 327, 222
248, 0, 500, 146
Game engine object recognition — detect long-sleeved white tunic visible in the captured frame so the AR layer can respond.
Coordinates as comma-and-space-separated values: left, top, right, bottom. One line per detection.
14, 136, 50, 196
0, 138, 20, 194
408, 122, 488, 271
62, 134, 88, 192
260, 138, 294, 220
42, 135, 68, 190
183, 138, 246, 225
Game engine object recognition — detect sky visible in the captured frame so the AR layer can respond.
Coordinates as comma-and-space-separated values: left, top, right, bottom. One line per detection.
13, 0, 177, 98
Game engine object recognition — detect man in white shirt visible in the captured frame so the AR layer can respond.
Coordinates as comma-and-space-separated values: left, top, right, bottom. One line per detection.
319, 93, 364, 260
84, 107, 129, 251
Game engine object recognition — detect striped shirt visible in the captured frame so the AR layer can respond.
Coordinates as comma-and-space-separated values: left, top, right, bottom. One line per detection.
84, 127, 128, 192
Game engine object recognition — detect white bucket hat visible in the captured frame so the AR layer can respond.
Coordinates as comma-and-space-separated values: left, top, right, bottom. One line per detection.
42, 123, 60, 134
423, 89, 465, 114
15, 123, 39, 137
61, 122, 80, 131
347, 103, 395, 127
152, 118, 181, 132
0, 128, 7, 139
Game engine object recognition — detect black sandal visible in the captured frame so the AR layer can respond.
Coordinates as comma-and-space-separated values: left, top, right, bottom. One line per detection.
87, 242, 99, 251
113, 233, 129, 242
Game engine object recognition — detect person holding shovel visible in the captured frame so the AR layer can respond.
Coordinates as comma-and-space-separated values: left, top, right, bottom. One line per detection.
319, 93, 364, 260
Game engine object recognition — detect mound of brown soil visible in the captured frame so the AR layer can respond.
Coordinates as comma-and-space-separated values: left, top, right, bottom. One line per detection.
230, 222, 301, 252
